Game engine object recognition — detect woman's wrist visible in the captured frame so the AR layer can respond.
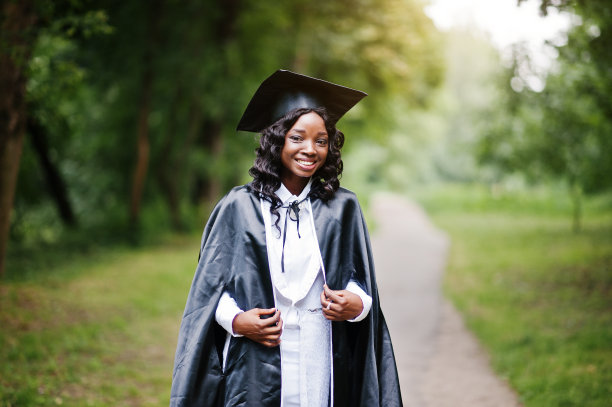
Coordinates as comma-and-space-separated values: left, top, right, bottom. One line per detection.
231, 311, 245, 336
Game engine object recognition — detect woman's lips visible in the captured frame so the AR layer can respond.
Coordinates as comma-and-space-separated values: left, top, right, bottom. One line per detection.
296, 159, 316, 169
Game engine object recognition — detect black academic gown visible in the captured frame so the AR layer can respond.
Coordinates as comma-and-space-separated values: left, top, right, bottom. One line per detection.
170, 185, 402, 407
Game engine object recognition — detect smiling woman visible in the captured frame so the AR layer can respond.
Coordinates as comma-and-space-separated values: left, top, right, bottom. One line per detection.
169, 70, 402, 407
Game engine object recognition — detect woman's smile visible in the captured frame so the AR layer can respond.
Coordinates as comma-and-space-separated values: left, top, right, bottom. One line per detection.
296, 159, 316, 168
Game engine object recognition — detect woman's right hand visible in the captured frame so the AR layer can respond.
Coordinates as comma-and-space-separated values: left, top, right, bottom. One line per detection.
232, 308, 283, 347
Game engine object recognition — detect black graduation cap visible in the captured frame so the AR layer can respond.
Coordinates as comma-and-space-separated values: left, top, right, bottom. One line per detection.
237, 70, 367, 133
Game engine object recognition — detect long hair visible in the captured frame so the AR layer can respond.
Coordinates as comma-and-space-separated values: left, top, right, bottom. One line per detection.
248, 107, 345, 232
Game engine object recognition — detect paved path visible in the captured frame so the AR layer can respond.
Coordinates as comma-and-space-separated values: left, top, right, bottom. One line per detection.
370, 193, 521, 407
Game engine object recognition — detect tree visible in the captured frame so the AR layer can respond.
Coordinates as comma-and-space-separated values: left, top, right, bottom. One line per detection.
5, 0, 444, 274
74, 0, 444, 229
479, 0, 612, 231
0, 0, 38, 277
1, 1, 110, 276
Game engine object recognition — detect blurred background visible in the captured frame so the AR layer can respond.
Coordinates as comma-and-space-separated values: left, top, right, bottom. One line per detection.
1, 0, 610, 406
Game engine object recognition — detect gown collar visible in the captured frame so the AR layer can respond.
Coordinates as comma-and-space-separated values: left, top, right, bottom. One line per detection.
276, 178, 312, 204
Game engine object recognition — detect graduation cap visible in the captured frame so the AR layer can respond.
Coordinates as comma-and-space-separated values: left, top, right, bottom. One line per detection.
237, 70, 367, 133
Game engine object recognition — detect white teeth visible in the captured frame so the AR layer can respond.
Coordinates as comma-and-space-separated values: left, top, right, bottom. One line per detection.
297, 160, 314, 165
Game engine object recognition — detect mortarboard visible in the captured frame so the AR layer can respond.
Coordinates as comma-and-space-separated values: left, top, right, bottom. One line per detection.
237, 70, 367, 133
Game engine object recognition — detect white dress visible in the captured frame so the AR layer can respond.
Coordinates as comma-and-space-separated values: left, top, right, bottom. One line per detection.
216, 181, 372, 407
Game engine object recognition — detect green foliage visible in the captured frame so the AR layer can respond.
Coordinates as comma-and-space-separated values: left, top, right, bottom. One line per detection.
11, 0, 444, 251
342, 28, 501, 196
424, 29, 502, 184
477, 0, 612, 230
479, 39, 612, 192
415, 184, 612, 407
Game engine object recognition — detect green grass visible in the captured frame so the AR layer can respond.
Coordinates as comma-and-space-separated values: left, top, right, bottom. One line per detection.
412, 184, 612, 407
0, 234, 200, 407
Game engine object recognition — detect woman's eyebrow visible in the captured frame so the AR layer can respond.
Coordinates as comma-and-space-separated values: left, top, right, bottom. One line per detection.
290, 128, 328, 136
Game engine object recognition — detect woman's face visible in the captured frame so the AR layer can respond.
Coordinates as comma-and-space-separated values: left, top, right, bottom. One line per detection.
280, 112, 329, 190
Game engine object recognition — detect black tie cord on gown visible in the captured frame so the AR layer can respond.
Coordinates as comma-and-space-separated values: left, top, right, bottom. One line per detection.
281, 196, 310, 273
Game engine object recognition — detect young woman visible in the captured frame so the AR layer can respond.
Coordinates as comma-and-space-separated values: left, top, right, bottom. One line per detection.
170, 70, 402, 407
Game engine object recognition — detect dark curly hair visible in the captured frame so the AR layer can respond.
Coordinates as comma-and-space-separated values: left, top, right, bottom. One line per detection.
248, 107, 345, 233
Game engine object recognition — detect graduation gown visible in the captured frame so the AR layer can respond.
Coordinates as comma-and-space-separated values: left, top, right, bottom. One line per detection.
169, 184, 402, 407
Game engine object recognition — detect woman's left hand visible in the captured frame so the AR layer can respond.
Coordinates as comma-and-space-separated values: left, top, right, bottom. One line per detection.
320, 284, 363, 321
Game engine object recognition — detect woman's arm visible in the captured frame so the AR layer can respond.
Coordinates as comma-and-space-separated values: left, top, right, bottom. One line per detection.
215, 291, 244, 337
345, 280, 372, 322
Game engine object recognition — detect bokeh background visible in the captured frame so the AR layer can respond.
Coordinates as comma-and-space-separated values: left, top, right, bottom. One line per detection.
1, 0, 610, 406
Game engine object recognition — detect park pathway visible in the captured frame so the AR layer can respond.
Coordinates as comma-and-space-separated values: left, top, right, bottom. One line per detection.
370, 193, 521, 407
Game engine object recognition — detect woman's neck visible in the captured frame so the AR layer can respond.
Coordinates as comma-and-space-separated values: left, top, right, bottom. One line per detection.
281, 173, 309, 196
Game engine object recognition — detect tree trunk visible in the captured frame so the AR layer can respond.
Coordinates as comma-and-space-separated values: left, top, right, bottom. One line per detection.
192, 119, 224, 204
191, 0, 238, 205
129, 69, 152, 226
28, 114, 76, 226
0, 0, 37, 277
204, 124, 224, 203
129, 0, 161, 228
155, 88, 183, 230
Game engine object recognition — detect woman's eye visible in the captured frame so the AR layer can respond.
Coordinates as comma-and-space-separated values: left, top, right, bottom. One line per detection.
317, 139, 328, 146
289, 135, 302, 142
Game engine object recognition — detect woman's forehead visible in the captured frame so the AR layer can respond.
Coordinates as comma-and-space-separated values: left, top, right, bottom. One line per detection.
290, 112, 327, 132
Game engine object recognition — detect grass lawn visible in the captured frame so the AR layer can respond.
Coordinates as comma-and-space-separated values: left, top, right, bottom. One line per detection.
0, 235, 200, 407
413, 184, 612, 407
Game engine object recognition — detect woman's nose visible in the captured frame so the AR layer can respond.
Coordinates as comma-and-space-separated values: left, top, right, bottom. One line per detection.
302, 140, 316, 154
